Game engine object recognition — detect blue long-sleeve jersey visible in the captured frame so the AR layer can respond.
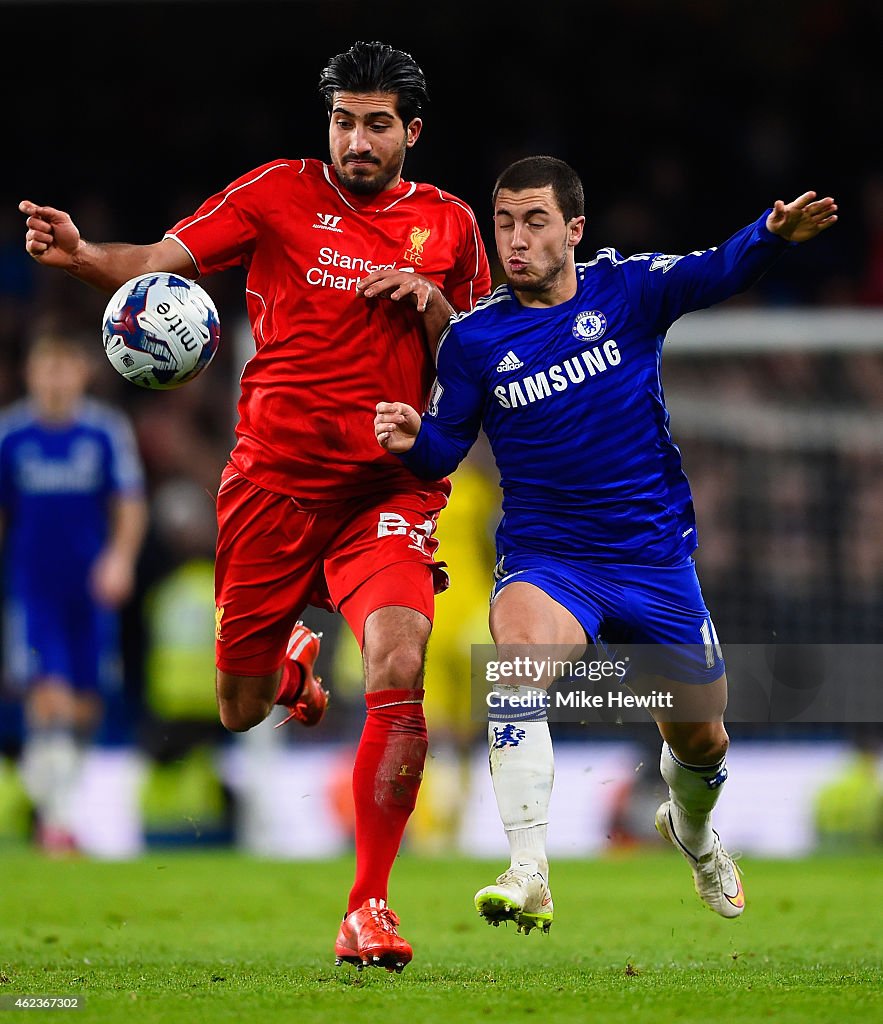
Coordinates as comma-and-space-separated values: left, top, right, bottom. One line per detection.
399, 211, 789, 565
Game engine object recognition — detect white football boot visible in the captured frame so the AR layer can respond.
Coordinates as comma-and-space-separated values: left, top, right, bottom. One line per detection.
474, 860, 554, 934
655, 800, 745, 919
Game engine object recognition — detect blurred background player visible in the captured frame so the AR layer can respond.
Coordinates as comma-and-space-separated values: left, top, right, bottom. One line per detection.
19, 41, 490, 968
0, 331, 147, 854
375, 156, 837, 932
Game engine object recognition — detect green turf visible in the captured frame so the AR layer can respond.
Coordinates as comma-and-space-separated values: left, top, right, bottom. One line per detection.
0, 849, 880, 1023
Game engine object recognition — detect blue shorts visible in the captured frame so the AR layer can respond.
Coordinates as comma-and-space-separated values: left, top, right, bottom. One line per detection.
3, 589, 121, 695
490, 554, 724, 684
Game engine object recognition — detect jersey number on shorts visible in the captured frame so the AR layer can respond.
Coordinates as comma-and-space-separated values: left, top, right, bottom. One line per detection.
377, 512, 434, 552
700, 617, 723, 669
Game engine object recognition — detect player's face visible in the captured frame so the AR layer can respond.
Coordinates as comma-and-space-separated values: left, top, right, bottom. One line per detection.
329, 91, 422, 195
494, 186, 584, 302
25, 347, 91, 421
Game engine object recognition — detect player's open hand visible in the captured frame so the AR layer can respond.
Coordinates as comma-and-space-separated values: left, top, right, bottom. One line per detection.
766, 192, 838, 243
358, 269, 455, 355
357, 268, 441, 312
375, 401, 422, 453
19, 200, 82, 268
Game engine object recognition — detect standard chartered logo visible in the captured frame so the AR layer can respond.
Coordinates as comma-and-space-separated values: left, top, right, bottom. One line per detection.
306, 246, 398, 292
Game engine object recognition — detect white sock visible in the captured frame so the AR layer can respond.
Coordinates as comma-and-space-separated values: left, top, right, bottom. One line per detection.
487, 688, 553, 875
20, 728, 84, 833
660, 742, 728, 858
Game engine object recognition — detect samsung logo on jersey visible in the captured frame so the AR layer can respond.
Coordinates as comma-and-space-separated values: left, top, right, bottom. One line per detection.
493, 339, 622, 409
16, 439, 103, 494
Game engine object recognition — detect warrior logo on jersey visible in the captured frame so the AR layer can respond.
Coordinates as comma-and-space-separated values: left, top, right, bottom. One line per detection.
650, 253, 684, 273
403, 226, 431, 265
572, 310, 607, 342
313, 213, 344, 232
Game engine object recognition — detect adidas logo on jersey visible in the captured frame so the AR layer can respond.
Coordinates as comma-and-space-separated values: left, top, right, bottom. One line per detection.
496, 351, 524, 372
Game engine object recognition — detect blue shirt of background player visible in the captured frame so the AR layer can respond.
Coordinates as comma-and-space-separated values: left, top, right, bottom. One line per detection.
0, 396, 144, 709
399, 211, 789, 566
0, 398, 144, 597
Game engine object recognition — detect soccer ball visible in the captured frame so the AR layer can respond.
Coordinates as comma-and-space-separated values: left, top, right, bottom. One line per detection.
102, 272, 220, 389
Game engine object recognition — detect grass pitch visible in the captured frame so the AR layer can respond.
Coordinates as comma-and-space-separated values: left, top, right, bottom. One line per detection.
0, 849, 880, 1023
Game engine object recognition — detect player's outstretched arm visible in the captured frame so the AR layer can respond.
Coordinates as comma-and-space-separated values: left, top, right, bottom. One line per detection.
766, 191, 838, 243
375, 401, 422, 453
19, 200, 196, 293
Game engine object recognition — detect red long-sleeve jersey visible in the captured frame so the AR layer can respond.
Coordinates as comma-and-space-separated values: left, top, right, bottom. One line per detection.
166, 158, 491, 499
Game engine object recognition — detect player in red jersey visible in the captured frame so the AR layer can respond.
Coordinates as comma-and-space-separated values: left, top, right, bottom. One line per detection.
20, 41, 492, 972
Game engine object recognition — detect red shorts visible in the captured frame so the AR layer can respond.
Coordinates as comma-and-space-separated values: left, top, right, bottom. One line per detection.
214, 465, 450, 675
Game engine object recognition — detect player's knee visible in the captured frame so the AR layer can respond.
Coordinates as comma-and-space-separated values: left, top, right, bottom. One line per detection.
27, 678, 77, 725
671, 722, 729, 766
218, 703, 261, 732
364, 643, 426, 692
216, 672, 275, 732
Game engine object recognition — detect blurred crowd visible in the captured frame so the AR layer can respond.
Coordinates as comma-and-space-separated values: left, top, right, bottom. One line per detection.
1, 0, 881, 850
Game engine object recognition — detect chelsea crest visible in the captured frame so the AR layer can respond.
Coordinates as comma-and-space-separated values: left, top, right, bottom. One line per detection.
572, 310, 607, 342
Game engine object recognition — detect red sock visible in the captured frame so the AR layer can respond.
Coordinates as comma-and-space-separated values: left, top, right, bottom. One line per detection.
273, 660, 303, 706
347, 688, 428, 913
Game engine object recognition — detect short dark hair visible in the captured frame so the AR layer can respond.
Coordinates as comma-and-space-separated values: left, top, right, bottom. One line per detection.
26, 330, 91, 361
318, 41, 428, 126
493, 156, 585, 223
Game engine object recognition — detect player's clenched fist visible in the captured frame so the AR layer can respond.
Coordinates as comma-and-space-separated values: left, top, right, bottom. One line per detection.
375, 401, 421, 453
18, 201, 81, 268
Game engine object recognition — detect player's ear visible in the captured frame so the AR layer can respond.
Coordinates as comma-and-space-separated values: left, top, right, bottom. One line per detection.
405, 118, 422, 148
568, 216, 586, 248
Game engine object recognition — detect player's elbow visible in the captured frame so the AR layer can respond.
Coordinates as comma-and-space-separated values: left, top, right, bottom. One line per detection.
147, 237, 200, 278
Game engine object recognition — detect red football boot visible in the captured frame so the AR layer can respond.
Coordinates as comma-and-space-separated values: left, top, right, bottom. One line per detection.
275, 622, 329, 728
334, 898, 413, 973
36, 821, 79, 859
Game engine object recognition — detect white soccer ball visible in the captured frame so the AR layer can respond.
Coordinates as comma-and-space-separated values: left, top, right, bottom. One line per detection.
102, 272, 220, 389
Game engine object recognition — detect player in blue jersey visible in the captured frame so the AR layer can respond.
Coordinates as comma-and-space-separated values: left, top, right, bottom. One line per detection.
0, 332, 147, 853
374, 156, 837, 930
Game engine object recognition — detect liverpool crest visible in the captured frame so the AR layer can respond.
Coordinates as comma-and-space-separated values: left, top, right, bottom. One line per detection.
403, 226, 431, 265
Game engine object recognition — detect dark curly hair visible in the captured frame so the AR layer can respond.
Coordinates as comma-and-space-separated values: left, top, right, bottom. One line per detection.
318, 41, 429, 126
